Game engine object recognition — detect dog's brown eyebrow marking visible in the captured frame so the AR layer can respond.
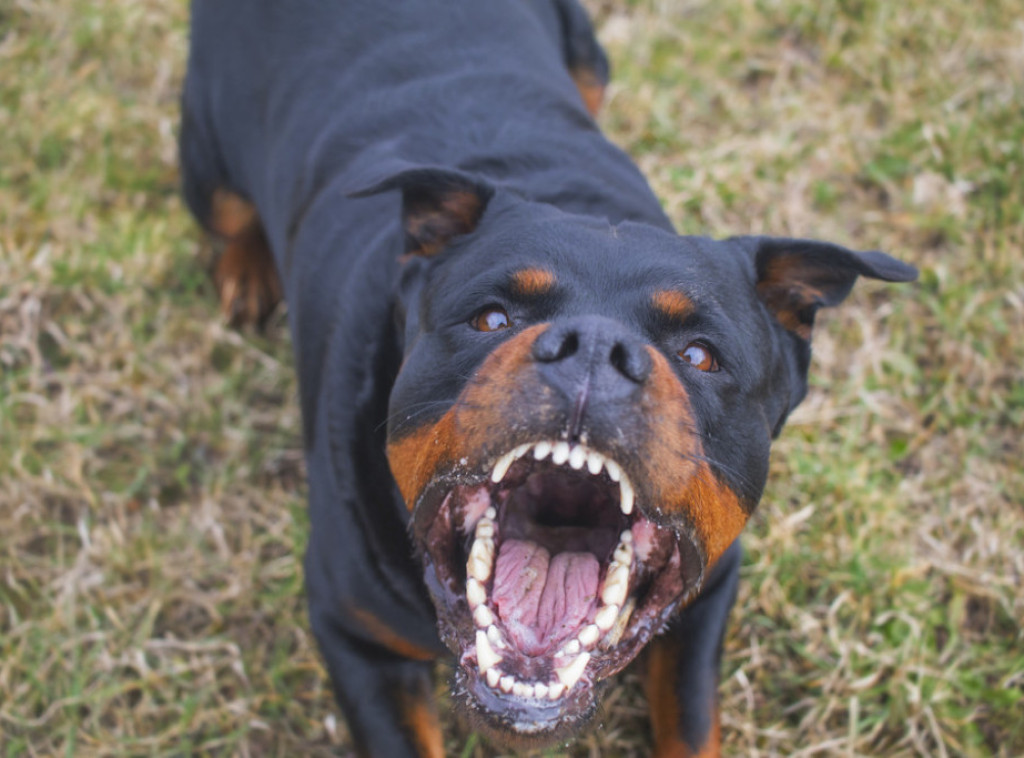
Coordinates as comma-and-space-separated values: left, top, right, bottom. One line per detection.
510, 267, 557, 296
652, 289, 694, 321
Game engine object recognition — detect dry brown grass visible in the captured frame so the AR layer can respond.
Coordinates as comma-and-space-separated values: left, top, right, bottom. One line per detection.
1, 0, 1021, 755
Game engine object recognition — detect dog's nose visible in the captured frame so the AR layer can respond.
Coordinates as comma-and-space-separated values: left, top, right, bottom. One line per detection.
532, 316, 652, 398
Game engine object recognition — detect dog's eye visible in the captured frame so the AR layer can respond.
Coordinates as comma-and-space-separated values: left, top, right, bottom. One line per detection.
472, 306, 511, 332
679, 341, 719, 372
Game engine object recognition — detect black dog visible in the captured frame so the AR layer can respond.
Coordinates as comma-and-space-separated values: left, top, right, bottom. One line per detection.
180, 1, 916, 755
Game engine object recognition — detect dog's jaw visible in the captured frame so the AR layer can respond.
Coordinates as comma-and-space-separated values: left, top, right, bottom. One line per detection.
412, 439, 705, 741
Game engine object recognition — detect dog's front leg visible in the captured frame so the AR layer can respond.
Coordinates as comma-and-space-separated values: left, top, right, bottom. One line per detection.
308, 603, 443, 758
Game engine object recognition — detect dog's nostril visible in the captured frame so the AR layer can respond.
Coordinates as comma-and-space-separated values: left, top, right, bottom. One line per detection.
535, 327, 579, 363
610, 341, 651, 384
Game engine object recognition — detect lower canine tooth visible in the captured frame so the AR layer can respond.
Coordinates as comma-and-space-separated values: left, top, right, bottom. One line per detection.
476, 630, 502, 671
554, 652, 590, 689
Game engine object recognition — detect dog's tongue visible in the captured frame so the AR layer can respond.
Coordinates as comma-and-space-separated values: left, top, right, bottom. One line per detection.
492, 539, 599, 655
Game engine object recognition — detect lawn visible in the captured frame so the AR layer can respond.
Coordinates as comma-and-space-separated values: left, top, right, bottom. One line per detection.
1, 0, 1021, 755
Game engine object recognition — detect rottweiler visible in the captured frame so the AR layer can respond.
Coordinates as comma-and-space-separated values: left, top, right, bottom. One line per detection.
179, 1, 917, 755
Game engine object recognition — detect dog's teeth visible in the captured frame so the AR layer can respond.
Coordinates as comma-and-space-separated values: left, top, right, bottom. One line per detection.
551, 441, 571, 465
466, 577, 486, 608
486, 668, 501, 687
601, 565, 629, 607
476, 629, 502, 671
568, 445, 586, 470
513, 443, 531, 459
485, 506, 496, 520
613, 539, 633, 566
476, 521, 494, 540
619, 476, 634, 515
473, 604, 494, 628
533, 441, 552, 460
468, 553, 491, 582
577, 624, 600, 647
534, 682, 549, 699
512, 682, 527, 697
595, 604, 619, 631
486, 624, 505, 648
620, 529, 632, 544
586, 450, 604, 475
604, 458, 621, 482
603, 596, 636, 648
547, 681, 566, 700
562, 639, 581, 656
554, 652, 590, 689
491, 450, 517, 483
500, 675, 514, 693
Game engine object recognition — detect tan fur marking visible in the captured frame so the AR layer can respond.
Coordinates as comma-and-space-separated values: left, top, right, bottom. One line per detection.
398, 684, 445, 758
647, 636, 722, 757
571, 65, 606, 117
652, 289, 695, 321
349, 607, 438, 662
511, 267, 557, 296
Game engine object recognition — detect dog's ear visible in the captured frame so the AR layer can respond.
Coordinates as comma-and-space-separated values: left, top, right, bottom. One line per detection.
351, 168, 494, 258
733, 236, 918, 340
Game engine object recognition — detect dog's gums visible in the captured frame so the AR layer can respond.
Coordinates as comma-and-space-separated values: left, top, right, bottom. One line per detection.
414, 440, 702, 734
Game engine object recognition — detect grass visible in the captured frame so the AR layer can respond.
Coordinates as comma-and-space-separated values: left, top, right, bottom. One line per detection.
0, 0, 1021, 755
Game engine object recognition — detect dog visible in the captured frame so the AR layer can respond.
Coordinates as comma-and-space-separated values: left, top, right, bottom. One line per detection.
179, 1, 917, 754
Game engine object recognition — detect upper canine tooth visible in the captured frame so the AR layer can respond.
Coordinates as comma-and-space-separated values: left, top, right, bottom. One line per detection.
568, 445, 586, 470
604, 458, 622, 482
533, 441, 552, 460
552, 441, 571, 465
586, 451, 604, 475
476, 629, 502, 671
554, 652, 590, 689
619, 477, 634, 515
491, 450, 517, 483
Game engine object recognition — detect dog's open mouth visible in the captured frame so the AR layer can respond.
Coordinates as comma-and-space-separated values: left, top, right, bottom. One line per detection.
413, 440, 705, 737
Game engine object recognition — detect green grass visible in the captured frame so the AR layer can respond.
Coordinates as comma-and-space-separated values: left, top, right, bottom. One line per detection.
1, 0, 1021, 755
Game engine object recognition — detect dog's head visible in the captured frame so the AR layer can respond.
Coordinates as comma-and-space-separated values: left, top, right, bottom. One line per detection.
356, 167, 916, 744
